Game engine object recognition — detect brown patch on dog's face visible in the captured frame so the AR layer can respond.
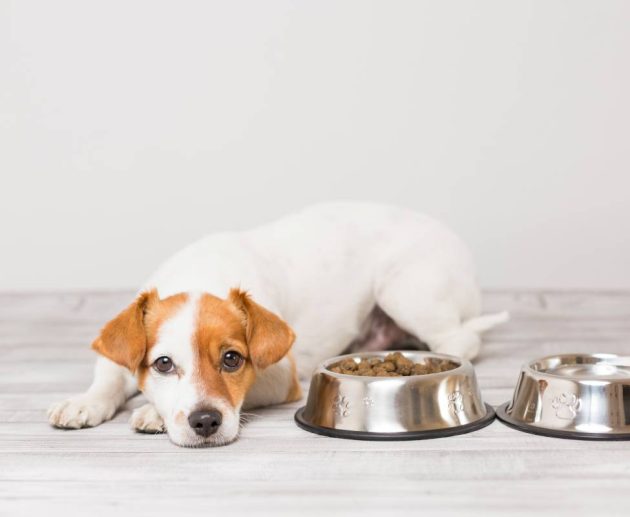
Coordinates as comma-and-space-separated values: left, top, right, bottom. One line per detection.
191, 291, 297, 412
135, 292, 189, 390
193, 293, 257, 410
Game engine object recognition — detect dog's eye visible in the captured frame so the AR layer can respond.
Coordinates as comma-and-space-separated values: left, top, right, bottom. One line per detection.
222, 351, 244, 372
153, 356, 175, 374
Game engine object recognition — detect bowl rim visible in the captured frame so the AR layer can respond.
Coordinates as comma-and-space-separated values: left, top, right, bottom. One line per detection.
318, 350, 467, 380
524, 352, 630, 380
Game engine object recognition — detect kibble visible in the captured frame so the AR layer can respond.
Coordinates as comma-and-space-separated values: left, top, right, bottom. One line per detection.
328, 352, 457, 377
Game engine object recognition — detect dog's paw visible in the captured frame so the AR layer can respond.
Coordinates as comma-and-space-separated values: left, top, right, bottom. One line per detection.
130, 403, 165, 434
47, 395, 117, 429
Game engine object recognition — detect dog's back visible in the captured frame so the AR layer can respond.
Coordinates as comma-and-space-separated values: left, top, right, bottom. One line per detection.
144, 202, 502, 374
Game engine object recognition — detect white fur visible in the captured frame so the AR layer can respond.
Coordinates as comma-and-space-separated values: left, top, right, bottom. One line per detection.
48, 202, 507, 445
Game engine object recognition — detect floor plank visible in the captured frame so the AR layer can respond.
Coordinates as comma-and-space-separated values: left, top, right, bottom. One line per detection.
1, 290, 629, 516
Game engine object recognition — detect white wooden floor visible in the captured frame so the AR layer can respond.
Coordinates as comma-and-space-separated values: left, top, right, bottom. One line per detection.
1, 291, 629, 516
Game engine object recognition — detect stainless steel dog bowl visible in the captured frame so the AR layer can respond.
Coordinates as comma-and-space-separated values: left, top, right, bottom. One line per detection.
294, 351, 495, 440
497, 353, 630, 440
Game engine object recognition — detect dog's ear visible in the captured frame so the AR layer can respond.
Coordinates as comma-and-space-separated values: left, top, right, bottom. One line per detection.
228, 288, 295, 369
91, 290, 158, 372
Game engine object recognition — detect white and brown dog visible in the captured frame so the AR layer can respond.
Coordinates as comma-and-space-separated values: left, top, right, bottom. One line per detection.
48, 202, 507, 446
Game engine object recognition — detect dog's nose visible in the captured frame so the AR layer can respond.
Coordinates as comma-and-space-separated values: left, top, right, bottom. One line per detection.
188, 409, 222, 437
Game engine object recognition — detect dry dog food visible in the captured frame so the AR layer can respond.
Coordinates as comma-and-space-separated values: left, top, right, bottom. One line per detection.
328, 352, 457, 377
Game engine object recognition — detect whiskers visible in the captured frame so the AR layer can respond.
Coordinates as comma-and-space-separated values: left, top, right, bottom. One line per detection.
239, 411, 261, 429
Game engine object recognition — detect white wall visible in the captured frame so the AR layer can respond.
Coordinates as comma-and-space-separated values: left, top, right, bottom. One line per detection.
2, 1, 629, 291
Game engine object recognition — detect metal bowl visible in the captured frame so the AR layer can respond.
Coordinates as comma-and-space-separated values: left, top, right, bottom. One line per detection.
294, 351, 495, 440
497, 353, 630, 440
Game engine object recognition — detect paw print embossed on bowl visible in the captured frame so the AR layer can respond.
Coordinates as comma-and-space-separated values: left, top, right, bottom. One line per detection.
332, 395, 351, 417
294, 351, 495, 441
497, 353, 630, 440
551, 392, 581, 420
447, 391, 465, 414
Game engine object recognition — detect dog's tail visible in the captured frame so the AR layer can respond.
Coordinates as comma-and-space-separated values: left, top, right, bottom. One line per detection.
463, 311, 510, 333
428, 310, 509, 360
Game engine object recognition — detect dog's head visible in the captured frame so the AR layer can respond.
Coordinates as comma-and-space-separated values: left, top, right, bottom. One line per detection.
91, 289, 295, 447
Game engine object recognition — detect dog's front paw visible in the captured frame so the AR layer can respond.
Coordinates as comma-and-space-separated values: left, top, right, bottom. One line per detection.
130, 403, 165, 434
47, 395, 117, 429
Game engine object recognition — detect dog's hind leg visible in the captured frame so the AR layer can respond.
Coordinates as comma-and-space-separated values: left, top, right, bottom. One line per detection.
374, 261, 507, 360
48, 356, 137, 429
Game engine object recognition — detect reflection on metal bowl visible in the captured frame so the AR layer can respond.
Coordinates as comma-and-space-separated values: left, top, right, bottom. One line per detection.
497, 353, 630, 440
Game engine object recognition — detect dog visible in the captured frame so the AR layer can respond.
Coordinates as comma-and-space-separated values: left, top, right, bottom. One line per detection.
48, 202, 507, 446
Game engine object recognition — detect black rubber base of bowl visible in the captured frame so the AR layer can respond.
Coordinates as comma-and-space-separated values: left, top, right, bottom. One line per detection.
496, 402, 630, 441
294, 403, 496, 441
